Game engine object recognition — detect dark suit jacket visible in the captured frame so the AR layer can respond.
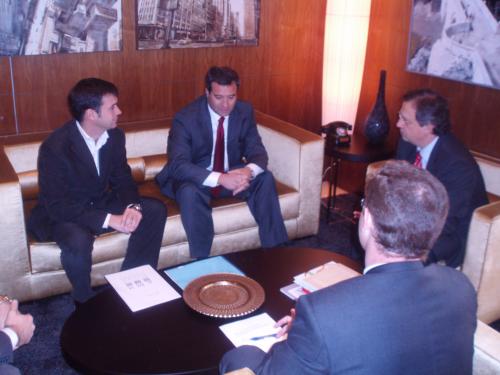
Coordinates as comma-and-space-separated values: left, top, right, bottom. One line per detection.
28, 120, 140, 241
156, 96, 268, 197
252, 262, 476, 375
396, 134, 488, 266
0, 332, 13, 364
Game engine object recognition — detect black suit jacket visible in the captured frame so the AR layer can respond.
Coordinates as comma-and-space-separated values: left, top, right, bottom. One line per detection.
29, 121, 140, 240
156, 96, 268, 197
396, 134, 488, 266
251, 262, 477, 375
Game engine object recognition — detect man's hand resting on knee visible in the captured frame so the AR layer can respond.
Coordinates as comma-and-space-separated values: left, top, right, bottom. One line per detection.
218, 168, 252, 195
109, 208, 143, 234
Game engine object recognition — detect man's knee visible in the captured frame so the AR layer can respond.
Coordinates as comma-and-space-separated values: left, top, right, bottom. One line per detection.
175, 182, 209, 208
53, 223, 94, 254
141, 197, 167, 221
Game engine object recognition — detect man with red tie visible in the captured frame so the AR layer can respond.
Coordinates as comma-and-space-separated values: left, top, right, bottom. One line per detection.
156, 66, 288, 258
396, 89, 487, 267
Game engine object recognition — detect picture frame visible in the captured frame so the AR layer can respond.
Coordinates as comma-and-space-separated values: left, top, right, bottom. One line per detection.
136, 0, 260, 50
406, 0, 500, 90
0, 0, 123, 56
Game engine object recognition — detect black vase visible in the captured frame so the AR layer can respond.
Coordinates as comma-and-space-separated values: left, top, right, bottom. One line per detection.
364, 70, 390, 145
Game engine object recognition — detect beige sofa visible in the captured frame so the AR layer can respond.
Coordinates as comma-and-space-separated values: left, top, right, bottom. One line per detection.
0, 111, 324, 302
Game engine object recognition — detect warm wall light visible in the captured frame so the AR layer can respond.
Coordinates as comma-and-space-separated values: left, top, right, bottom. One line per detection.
322, 0, 372, 129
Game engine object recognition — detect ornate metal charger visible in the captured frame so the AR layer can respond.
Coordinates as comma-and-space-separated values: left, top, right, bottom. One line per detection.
183, 273, 265, 318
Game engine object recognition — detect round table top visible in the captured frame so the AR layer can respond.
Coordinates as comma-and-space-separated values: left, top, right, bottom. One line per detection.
325, 132, 394, 163
60, 247, 362, 375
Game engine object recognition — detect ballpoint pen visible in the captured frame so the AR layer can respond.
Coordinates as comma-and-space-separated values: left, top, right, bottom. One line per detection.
249, 333, 278, 341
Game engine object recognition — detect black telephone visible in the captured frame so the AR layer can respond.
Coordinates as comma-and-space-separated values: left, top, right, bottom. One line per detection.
321, 121, 352, 146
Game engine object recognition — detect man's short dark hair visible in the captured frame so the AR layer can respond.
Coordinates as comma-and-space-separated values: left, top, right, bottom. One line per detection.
205, 66, 240, 92
365, 160, 449, 259
402, 89, 451, 135
68, 78, 118, 122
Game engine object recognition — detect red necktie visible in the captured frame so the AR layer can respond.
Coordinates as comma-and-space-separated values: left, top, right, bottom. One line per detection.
414, 152, 422, 169
212, 116, 225, 196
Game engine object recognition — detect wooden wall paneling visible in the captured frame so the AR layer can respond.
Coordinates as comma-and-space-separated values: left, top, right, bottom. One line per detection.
4, 0, 326, 138
0, 58, 16, 136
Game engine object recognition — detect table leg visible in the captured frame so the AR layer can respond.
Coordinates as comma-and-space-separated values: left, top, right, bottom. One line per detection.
326, 157, 340, 220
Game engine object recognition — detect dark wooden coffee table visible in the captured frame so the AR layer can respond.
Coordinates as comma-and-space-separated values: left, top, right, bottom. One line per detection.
60, 247, 362, 374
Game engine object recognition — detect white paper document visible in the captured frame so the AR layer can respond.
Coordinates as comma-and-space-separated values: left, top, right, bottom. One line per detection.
105, 265, 181, 312
219, 313, 284, 353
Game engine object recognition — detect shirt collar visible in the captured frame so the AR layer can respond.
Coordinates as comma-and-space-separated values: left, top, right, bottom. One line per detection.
417, 136, 439, 169
75, 121, 109, 148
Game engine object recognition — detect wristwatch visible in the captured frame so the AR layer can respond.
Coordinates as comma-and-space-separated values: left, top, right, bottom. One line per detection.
128, 203, 142, 212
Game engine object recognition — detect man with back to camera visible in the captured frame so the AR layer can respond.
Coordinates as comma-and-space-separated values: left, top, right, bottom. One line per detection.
156, 66, 288, 258
220, 160, 477, 375
396, 88, 488, 267
28, 78, 167, 304
0, 297, 35, 375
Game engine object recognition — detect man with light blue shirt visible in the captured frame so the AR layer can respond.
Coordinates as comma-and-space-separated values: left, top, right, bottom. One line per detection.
396, 89, 487, 267
156, 66, 287, 258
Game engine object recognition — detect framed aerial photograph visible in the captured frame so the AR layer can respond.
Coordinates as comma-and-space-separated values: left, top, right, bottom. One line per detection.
0, 0, 122, 56
136, 0, 260, 50
407, 0, 500, 90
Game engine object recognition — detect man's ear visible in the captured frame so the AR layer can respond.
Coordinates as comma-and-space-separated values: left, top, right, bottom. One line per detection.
205, 88, 210, 97
84, 108, 98, 121
423, 123, 436, 135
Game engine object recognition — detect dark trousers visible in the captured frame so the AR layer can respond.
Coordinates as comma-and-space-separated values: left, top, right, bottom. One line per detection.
53, 197, 167, 302
219, 345, 265, 374
174, 171, 288, 258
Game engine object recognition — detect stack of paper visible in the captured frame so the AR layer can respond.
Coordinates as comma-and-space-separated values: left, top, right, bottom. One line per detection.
105, 265, 181, 312
293, 261, 360, 292
219, 313, 284, 353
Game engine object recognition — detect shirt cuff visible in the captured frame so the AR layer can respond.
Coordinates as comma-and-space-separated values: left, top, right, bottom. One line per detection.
203, 172, 222, 187
246, 163, 264, 179
2, 327, 18, 350
102, 214, 111, 229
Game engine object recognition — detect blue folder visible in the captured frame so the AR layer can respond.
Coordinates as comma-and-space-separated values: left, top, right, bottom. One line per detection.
164, 256, 244, 290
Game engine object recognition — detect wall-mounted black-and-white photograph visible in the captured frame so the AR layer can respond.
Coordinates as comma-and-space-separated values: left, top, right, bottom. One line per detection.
407, 0, 500, 90
0, 0, 122, 56
136, 0, 260, 50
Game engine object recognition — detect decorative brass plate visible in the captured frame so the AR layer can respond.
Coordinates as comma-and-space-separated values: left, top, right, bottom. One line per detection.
183, 273, 265, 318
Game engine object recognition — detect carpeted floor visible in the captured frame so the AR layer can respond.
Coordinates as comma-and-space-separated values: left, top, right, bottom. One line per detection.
12, 193, 499, 374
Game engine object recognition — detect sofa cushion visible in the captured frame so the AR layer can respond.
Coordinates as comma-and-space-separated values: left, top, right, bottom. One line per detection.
29, 180, 299, 273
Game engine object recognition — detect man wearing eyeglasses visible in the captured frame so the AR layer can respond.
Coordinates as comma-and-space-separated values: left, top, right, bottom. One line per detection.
395, 89, 487, 268
220, 160, 476, 374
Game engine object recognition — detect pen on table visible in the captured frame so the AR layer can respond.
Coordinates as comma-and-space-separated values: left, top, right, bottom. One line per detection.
249, 333, 278, 341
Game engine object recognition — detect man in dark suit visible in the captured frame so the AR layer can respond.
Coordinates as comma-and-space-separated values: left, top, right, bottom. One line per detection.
28, 78, 167, 303
220, 160, 477, 375
0, 297, 35, 375
396, 89, 488, 267
156, 66, 287, 258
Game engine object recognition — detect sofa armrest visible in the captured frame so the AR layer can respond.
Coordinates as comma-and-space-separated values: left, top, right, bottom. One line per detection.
0, 147, 31, 297
474, 320, 500, 374
255, 111, 324, 237
462, 201, 500, 324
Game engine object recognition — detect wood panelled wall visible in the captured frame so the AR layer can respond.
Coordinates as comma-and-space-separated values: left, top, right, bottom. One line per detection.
356, 0, 500, 159
0, 0, 326, 138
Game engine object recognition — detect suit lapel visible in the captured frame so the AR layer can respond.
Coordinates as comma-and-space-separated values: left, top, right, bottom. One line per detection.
68, 122, 99, 178
426, 136, 444, 173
